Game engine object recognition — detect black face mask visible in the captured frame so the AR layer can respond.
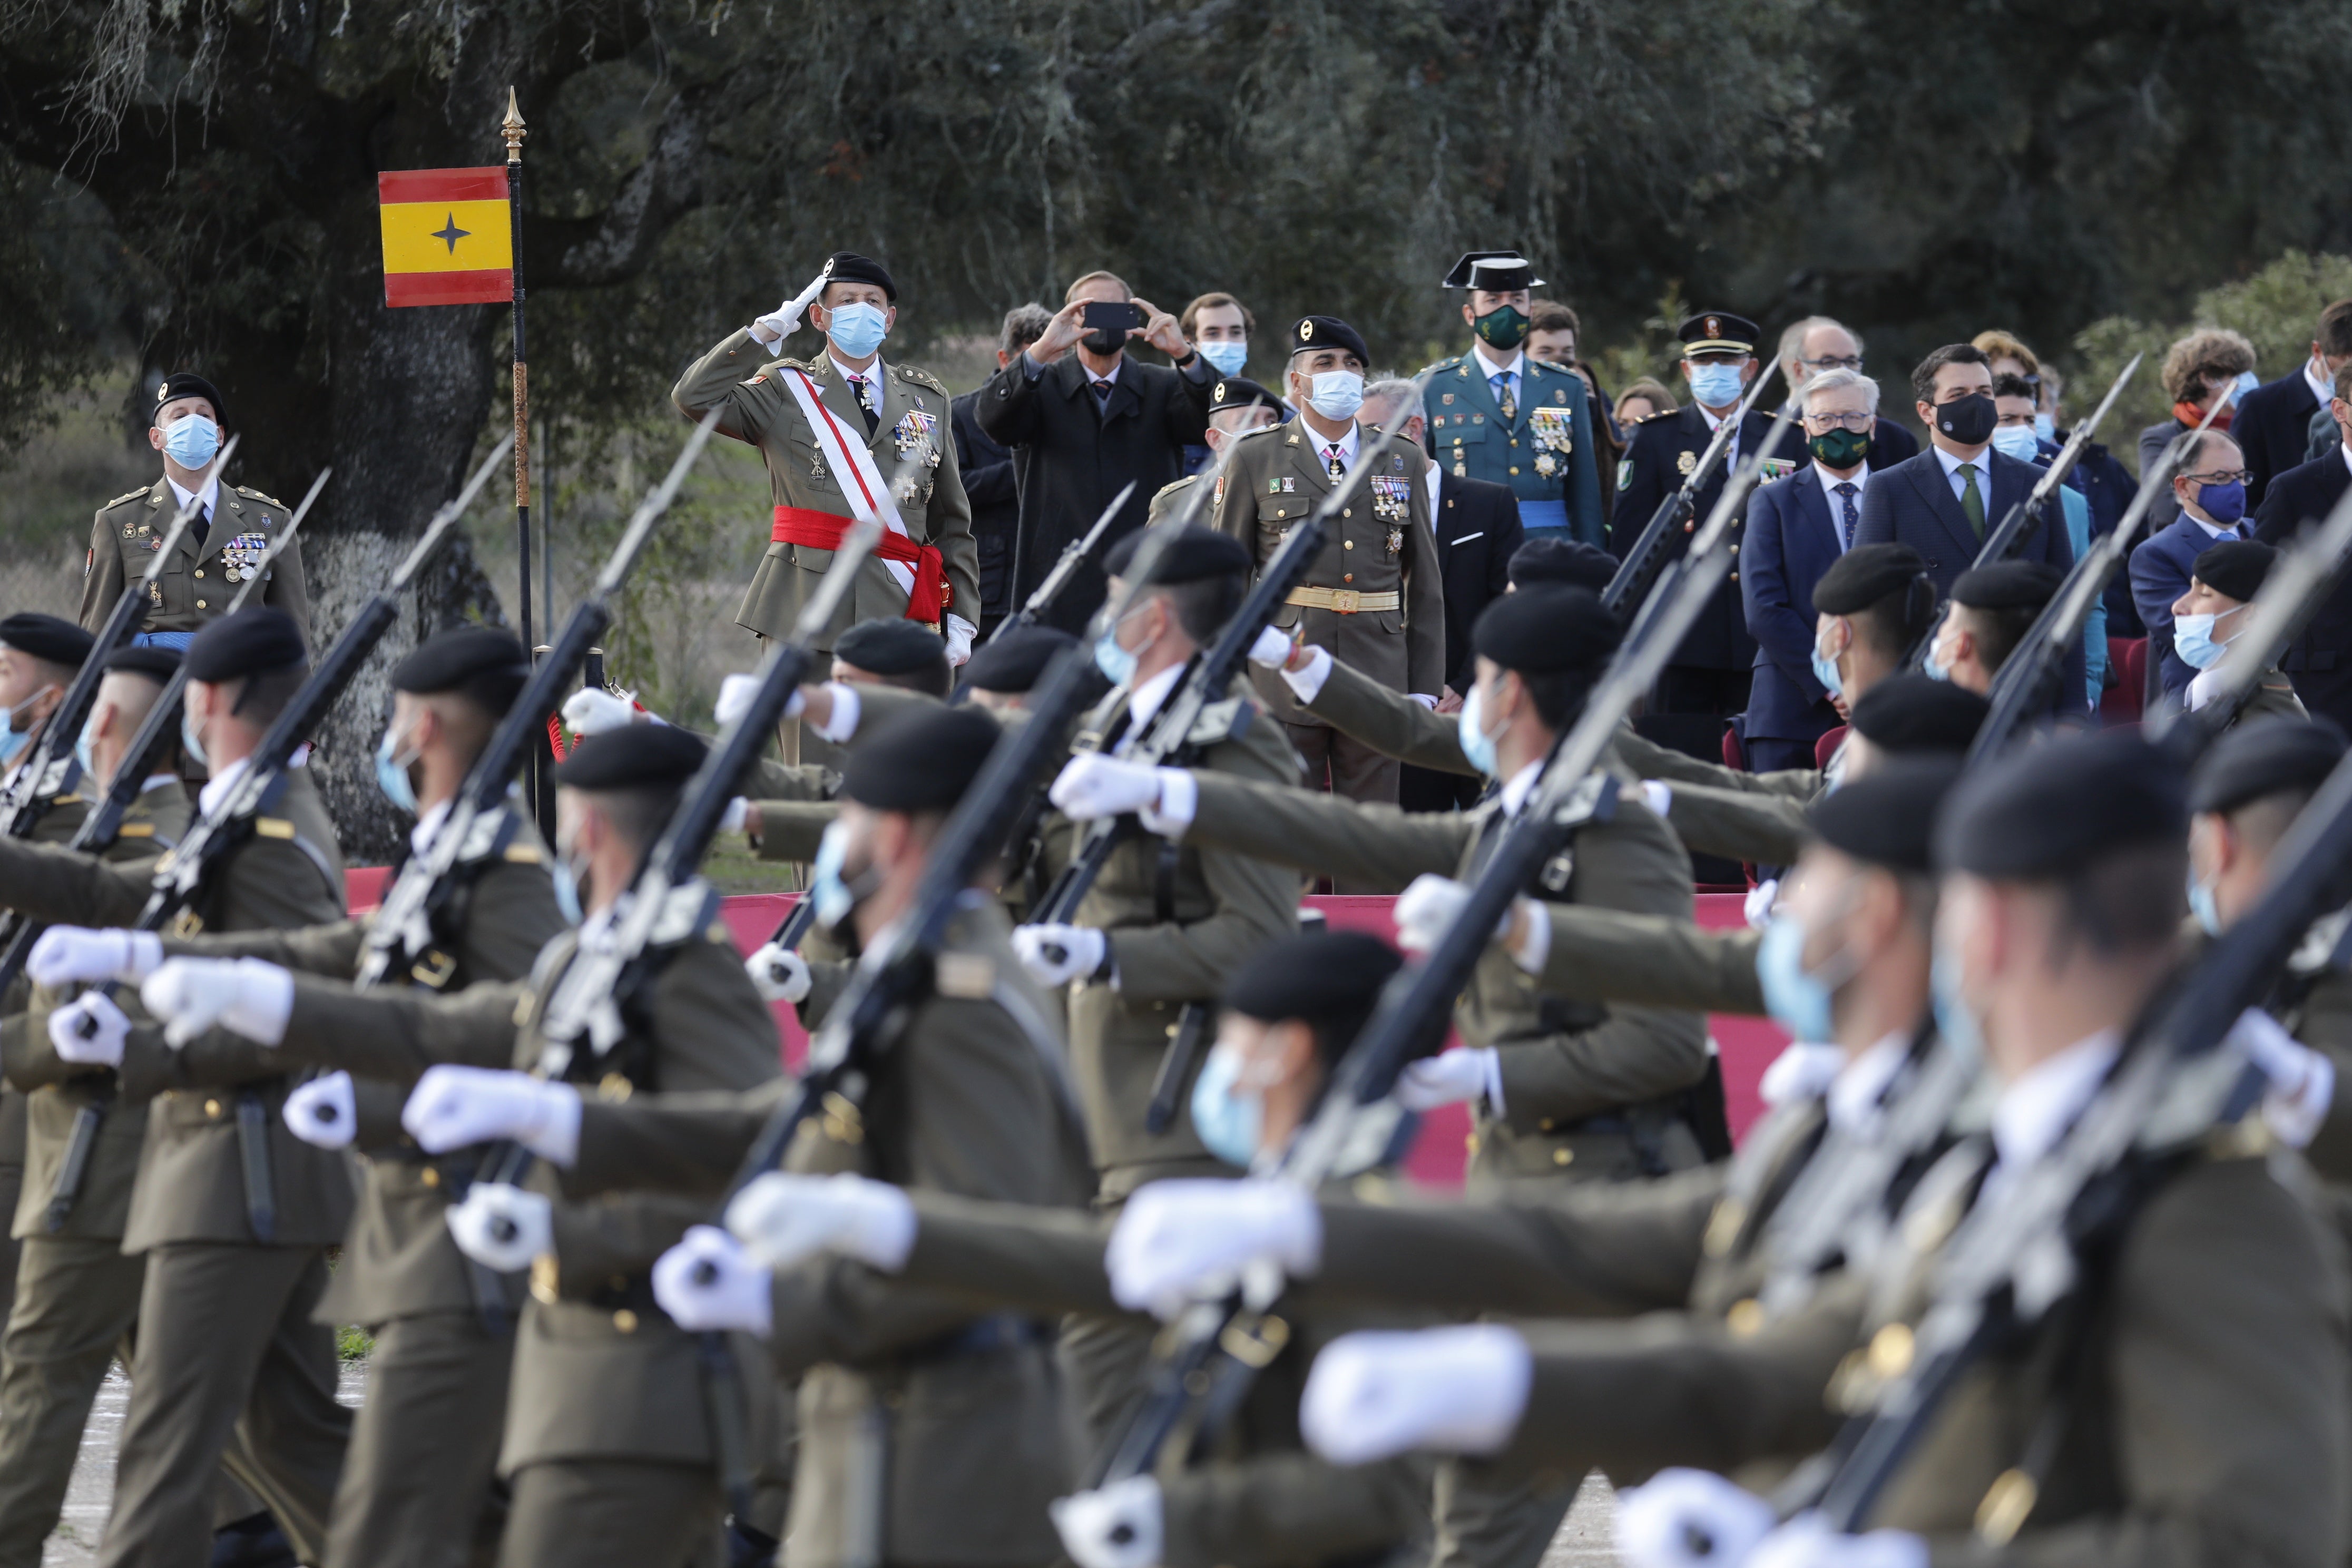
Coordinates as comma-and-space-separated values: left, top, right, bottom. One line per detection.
1083, 327, 1129, 356
1934, 393, 1997, 446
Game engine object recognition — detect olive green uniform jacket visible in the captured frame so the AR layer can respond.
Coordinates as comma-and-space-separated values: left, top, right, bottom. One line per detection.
1534, 906, 1767, 1017
671, 337, 978, 646
81, 479, 312, 646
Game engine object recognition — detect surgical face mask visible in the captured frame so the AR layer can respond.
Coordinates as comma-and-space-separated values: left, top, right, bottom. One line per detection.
810, 820, 857, 933
2187, 866, 2222, 937
1756, 914, 1836, 1043
1685, 361, 1745, 408
1811, 626, 1844, 697
2172, 607, 2241, 670
1199, 340, 1248, 378
2033, 412, 2056, 444
0, 720, 27, 769
1456, 682, 1501, 778
1188, 1041, 1263, 1168
550, 858, 584, 925
1474, 305, 1530, 353
160, 413, 220, 471
74, 715, 97, 783
1093, 609, 1143, 688
1924, 626, 1957, 682
2230, 369, 2260, 405
1928, 949, 1986, 1065
374, 720, 420, 815
1305, 370, 1365, 422
1988, 425, 2042, 464
1932, 393, 1997, 447
180, 708, 209, 770
2194, 478, 2247, 525
824, 301, 889, 360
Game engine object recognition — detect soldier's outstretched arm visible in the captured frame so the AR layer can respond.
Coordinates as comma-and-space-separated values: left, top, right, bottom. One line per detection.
1534, 904, 1766, 1016
888, 1189, 1121, 1316
1288, 649, 1479, 776
1613, 723, 1819, 801
258, 972, 530, 1084
162, 918, 368, 977
1657, 780, 1810, 868
568, 1083, 783, 1199
1163, 1449, 1434, 1568
0, 838, 154, 929
1175, 768, 1471, 894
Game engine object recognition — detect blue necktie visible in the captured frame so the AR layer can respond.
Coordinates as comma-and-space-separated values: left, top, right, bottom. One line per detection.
1490, 373, 1516, 422
1834, 482, 1858, 550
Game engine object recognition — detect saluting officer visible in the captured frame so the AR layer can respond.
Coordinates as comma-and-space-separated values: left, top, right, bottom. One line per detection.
81, 373, 313, 650
1210, 315, 1443, 809
1424, 251, 1604, 546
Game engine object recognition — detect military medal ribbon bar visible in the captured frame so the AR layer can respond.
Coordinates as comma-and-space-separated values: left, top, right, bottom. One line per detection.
378, 166, 514, 307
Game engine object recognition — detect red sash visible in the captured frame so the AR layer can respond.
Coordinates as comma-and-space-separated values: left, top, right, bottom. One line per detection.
771, 506, 948, 625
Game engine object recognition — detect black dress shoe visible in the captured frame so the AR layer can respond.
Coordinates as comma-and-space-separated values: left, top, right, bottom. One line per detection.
211, 1512, 298, 1568
726, 1517, 779, 1568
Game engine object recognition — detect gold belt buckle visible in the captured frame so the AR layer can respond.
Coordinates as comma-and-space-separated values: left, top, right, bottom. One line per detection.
1330, 588, 1360, 613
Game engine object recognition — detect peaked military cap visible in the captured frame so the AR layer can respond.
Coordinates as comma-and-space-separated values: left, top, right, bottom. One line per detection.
1210, 377, 1282, 418
1287, 315, 1370, 367
1104, 524, 1250, 585
962, 626, 1077, 695
2190, 718, 2348, 817
1811, 543, 1929, 616
1810, 757, 1965, 874
839, 704, 999, 814
820, 251, 896, 301
835, 617, 947, 676
2192, 539, 2277, 604
1849, 675, 1988, 756
1936, 730, 2185, 879
152, 371, 225, 423
553, 723, 708, 791
1952, 559, 2062, 612
185, 607, 305, 682
0, 613, 95, 669
393, 625, 531, 715
1474, 584, 1620, 674
1440, 251, 1545, 292
1223, 928, 1404, 1064
1678, 312, 1760, 355
102, 643, 180, 682
1507, 536, 1616, 593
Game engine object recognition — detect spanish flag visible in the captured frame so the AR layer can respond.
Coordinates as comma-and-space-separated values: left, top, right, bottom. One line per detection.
378, 167, 513, 308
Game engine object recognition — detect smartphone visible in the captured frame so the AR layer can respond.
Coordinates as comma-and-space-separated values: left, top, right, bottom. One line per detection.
1082, 301, 1144, 335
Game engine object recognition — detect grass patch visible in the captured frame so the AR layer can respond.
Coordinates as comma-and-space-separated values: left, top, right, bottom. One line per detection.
337, 1325, 374, 1362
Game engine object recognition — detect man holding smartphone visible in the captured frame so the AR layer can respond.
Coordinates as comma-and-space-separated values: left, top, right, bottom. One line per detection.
979, 270, 1220, 632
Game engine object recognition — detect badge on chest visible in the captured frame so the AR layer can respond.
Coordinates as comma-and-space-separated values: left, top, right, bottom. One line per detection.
1369, 475, 1411, 548
892, 408, 940, 467
1527, 407, 1575, 478
220, 532, 271, 584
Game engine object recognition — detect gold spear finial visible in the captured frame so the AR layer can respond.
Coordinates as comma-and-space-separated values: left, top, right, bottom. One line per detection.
502, 86, 527, 162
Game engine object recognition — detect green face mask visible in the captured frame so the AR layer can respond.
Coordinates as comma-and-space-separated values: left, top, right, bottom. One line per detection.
1474, 305, 1530, 352
1807, 426, 1871, 468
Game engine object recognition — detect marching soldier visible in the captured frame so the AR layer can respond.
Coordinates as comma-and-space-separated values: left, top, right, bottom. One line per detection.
1424, 252, 1604, 546
1210, 315, 1444, 809
81, 373, 313, 650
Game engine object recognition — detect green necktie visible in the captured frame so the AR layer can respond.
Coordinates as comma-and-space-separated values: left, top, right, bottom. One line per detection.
1959, 462, 1985, 540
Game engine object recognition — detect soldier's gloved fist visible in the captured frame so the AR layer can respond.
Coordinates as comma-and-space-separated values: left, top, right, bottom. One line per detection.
1048, 755, 1169, 821
1743, 878, 1779, 930
1048, 1476, 1162, 1568
1106, 1178, 1320, 1316
1299, 1326, 1533, 1465
944, 615, 976, 669
719, 797, 750, 836
28, 927, 161, 988
48, 993, 128, 1067
401, 1065, 581, 1163
1012, 924, 1108, 988
1745, 1515, 1925, 1568
1396, 1047, 1500, 1112
716, 672, 781, 730
1613, 1468, 1773, 1568
1640, 779, 1675, 821
726, 1171, 917, 1272
651, 1225, 774, 1336
561, 687, 637, 737
445, 1183, 551, 1273
139, 957, 292, 1048
2227, 1006, 2336, 1149
284, 1072, 357, 1150
1392, 874, 1514, 954
1246, 625, 1294, 668
744, 943, 813, 1005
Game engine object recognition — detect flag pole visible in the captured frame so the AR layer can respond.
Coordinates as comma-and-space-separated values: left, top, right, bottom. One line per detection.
503, 87, 551, 839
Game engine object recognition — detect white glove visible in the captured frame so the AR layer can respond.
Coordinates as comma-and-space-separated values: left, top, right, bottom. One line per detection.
748, 270, 829, 352
1408, 693, 1439, 710
445, 1182, 552, 1272
1247, 625, 1294, 668
1758, 1042, 1844, 1108
720, 797, 749, 835
28, 927, 162, 988
1106, 1178, 1320, 1316
1396, 1046, 1500, 1112
1013, 924, 1109, 987
1746, 1514, 1927, 1568
561, 687, 636, 736
744, 943, 812, 1005
283, 1072, 357, 1150
945, 615, 977, 669
48, 992, 128, 1067
714, 672, 766, 729
1744, 877, 1780, 930
1392, 873, 1514, 955
1613, 1468, 1775, 1568
1640, 779, 1674, 820
2229, 1007, 2336, 1150
724, 1171, 917, 1272
1299, 1326, 1532, 1464
139, 957, 292, 1048
401, 1064, 581, 1164
1048, 754, 1170, 820
651, 1225, 775, 1336
1049, 1476, 1163, 1568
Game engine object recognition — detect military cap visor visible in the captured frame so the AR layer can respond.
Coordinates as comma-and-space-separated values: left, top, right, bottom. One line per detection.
834, 618, 948, 677
962, 626, 1077, 694
838, 705, 999, 815
153, 371, 224, 423
2191, 540, 2277, 605
102, 644, 181, 682
1473, 584, 1620, 674
393, 626, 531, 709
1210, 378, 1282, 419
553, 724, 709, 791
1952, 560, 2062, 612
1222, 929, 1404, 1064
1808, 756, 1965, 875
1848, 675, 1988, 756
1934, 730, 2186, 880
1507, 536, 1616, 593
1103, 524, 1250, 587
2189, 718, 2348, 817
1678, 312, 1760, 356
1811, 544, 1928, 616
1440, 251, 1545, 292
820, 251, 896, 301
0, 613, 95, 670
184, 607, 306, 683
1288, 316, 1370, 367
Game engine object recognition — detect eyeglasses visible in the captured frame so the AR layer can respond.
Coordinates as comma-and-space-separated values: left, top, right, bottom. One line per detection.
1799, 355, 1864, 373
1802, 412, 1874, 432
2183, 469, 2252, 486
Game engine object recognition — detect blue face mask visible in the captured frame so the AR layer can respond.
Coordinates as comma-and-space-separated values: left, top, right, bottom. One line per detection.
1456, 683, 1501, 778
809, 821, 857, 931
1924, 631, 1955, 682
2033, 413, 2056, 444
1188, 1042, 1262, 1169
1988, 425, 2042, 464
1756, 914, 1836, 1043
2173, 607, 2239, 671
2230, 369, 2260, 405
1306, 370, 1365, 422
74, 716, 97, 784
1810, 625, 1844, 698
179, 709, 208, 770
1093, 619, 1140, 688
1199, 341, 1248, 379
1685, 361, 1745, 408
2194, 478, 2247, 525
160, 413, 220, 471
550, 858, 584, 926
2187, 867, 2222, 937
0, 718, 28, 769
824, 301, 889, 360
1928, 950, 1986, 1065
374, 721, 419, 815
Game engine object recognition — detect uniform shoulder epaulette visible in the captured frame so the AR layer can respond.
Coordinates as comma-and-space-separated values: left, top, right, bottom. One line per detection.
891, 365, 948, 394
1425, 355, 1464, 373
776, 356, 822, 376
1237, 419, 1286, 440
1637, 408, 1679, 424
234, 485, 286, 508
100, 486, 150, 510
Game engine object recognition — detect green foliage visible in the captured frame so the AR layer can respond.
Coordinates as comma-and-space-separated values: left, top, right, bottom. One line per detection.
337, 1324, 374, 1362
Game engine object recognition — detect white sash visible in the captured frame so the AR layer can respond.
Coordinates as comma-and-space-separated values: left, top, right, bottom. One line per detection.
779, 365, 916, 598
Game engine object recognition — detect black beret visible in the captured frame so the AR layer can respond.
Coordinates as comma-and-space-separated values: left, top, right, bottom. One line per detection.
102, 644, 180, 682
1508, 536, 1616, 593
152, 371, 224, 423
393, 626, 531, 715
2191, 540, 2277, 605
1103, 524, 1251, 586
0, 614, 94, 670
184, 607, 305, 683
1222, 929, 1404, 1063
838, 704, 999, 815
552, 723, 708, 791
1210, 378, 1282, 418
1811, 544, 1929, 616
1809, 757, 1966, 875
1678, 311, 1760, 355
1473, 584, 1620, 674
1848, 674, 1988, 756
820, 251, 895, 301
1935, 730, 2186, 879
834, 618, 947, 677
962, 626, 1076, 694
1287, 315, 1370, 366
1440, 251, 1545, 292
1952, 560, 2061, 612
2189, 718, 2348, 817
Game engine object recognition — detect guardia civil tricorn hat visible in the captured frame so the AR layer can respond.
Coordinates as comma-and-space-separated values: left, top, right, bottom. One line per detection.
1441, 252, 1544, 292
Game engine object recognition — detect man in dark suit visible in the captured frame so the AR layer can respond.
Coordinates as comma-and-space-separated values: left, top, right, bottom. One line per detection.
977, 269, 1219, 632
1852, 342, 2085, 716
2254, 364, 2352, 732
951, 303, 1052, 635
2129, 428, 2252, 697
2236, 298, 2352, 509
1739, 366, 1882, 772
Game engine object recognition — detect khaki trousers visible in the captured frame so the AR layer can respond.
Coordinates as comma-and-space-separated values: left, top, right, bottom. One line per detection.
0, 1236, 143, 1568
1431, 1461, 1577, 1568
324, 1311, 512, 1568
496, 1459, 722, 1568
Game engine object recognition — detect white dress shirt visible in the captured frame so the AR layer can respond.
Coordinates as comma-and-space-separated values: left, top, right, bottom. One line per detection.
1824, 1033, 1910, 1140
1310, 421, 1362, 475
165, 474, 221, 525
1933, 442, 1993, 507
830, 351, 884, 416
1812, 462, 1871, 552
1986, 1031, 2120, 1190
1470, 344, 1527, 413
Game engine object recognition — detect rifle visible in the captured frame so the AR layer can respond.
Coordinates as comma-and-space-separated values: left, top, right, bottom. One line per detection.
1085, 415, 1798, 1491
984, 481, 1135, 645
1601, 364, 1782, 619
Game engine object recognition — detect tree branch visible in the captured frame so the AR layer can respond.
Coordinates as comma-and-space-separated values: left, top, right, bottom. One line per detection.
525, 83, 707, 290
